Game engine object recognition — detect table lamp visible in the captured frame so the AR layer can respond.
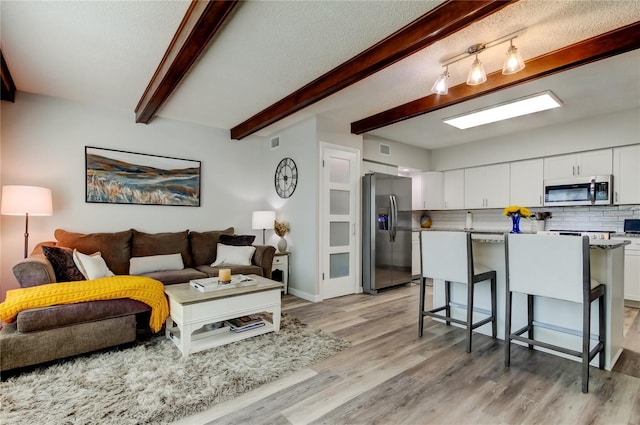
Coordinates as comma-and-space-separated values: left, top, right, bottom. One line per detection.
1, 185, 53, 258
252, 210, 275, 244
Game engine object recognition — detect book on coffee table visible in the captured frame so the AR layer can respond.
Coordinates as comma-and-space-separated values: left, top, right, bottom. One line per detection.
224, 314, 265, 332
190, 275, 257, 292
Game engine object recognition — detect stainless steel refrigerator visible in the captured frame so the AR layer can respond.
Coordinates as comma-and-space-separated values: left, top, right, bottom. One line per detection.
362, 173, 413, 294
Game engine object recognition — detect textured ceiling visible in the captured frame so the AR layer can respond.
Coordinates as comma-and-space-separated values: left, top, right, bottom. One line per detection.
1, 0, 639, 150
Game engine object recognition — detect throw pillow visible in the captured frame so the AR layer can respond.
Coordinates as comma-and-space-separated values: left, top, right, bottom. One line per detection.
210, 244, 256, 267
41, 246, 86, 282
219, 234, 256, 246
129, 253, 184, 275
73, 250, 115, 280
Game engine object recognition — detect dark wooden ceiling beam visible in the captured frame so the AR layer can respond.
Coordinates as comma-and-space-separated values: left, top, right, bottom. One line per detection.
351, 21, 640, 135
1, 49, 17, 103
135, 0, 238, 124
230, 0, 516, 140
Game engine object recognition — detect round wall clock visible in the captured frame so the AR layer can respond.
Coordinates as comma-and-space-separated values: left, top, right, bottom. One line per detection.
274, 157, 298, 198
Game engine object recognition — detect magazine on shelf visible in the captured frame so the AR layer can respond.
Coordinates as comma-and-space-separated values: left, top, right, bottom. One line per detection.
224, 314, 265, 332
190, 275, 257, 292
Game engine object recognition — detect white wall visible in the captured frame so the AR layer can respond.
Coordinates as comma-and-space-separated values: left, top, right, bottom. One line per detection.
363, 134, 430, 171
430, 108, 640, 171
264, 117, 319, 300
0, 92, 267, 298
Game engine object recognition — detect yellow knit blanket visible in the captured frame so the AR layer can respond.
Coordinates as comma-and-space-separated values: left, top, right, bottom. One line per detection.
0, 276, 169, 332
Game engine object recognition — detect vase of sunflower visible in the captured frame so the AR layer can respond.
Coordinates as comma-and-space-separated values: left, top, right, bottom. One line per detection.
274, 220, 290, 252
503, 205, 531, 234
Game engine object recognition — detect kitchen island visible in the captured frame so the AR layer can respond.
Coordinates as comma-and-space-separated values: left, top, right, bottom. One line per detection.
426, 231, 629, 370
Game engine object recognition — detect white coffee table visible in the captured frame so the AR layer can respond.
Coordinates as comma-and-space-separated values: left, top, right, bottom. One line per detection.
164, 274, 283, 357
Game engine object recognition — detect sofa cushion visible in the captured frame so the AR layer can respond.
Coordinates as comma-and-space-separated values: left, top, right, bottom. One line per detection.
211, 244, 256, 266
219, 234, 256, 246
41, 246, 85, 282
196, 264, 263, 278
15, 299, 150, 333
129, 253, 184, 275
189, 228, 234, 266
132, 230, 193, 268
141, 268, 208, 285
54, 229, 132, 275
73, 250, 115, 280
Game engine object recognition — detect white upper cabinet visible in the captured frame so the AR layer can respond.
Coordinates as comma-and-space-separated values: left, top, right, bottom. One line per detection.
613, 144, 640, 204
510, 159, 544, 207
412, 172, 444, 210
411, 174, 423, 210
464, 164, 510, 209
443, 169, 464, 210
422, 172, 444, 210
543, 149, 612, 179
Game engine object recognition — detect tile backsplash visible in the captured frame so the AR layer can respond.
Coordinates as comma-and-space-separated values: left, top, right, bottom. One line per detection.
414, 205, 640, 233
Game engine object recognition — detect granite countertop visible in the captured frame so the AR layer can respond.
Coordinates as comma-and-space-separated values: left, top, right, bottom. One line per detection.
415, 229, 630, 248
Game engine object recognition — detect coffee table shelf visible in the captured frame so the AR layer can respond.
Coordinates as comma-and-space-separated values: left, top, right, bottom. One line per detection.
164, 275, 283, 357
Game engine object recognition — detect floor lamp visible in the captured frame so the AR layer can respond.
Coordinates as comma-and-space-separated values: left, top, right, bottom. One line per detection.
1, 185, 53, 258
252, 211, 275, 244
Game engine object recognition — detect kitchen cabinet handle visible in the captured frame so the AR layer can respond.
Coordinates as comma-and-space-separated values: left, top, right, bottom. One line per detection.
572, 165, 576, 176
615, 191, 618, 203
577, 165, 580, 175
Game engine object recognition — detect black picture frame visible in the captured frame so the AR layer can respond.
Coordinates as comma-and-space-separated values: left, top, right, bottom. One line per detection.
85, 146, 201, 206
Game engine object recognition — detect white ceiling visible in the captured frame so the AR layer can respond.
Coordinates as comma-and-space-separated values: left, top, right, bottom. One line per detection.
1, 1, 639, 150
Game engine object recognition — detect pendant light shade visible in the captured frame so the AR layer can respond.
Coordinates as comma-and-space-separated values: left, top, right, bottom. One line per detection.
430, 66, 449, 95
502, 41, 525, 75
466, 55, 487, 86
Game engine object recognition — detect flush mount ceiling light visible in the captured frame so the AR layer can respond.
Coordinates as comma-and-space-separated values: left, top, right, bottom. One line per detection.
443, 91, 563, 129
430, 31, 526, 95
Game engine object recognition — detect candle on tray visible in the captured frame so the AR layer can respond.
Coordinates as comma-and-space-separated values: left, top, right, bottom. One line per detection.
219, 268, 231, 283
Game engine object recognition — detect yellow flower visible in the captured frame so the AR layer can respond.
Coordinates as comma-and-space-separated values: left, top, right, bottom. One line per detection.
503, 205, 531, 217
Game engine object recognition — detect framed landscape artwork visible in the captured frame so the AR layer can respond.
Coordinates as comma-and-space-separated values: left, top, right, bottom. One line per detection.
85, 146, 201, 206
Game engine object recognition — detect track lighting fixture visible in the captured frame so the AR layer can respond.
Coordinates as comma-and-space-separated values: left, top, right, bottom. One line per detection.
431, 31, 526, 94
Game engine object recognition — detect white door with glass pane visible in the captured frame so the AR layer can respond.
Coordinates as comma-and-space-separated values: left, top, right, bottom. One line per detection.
320, 144, 359, 299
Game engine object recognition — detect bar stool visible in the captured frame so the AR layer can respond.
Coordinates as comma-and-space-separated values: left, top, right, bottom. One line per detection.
504, 233, 605, 393
419, 231, 497, 353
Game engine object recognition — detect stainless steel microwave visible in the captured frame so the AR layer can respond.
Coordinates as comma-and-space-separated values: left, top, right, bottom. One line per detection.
543, 175, 613, 206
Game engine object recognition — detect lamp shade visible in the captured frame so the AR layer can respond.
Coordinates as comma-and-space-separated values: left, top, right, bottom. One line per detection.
502, 44, 525, 75
1, 185, 53, 216
252, 211, 275, 230
430, 68, 449, 95
466, 56, 487, 86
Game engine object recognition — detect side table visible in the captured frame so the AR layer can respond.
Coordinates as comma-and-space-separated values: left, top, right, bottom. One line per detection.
271, 251, 289, 294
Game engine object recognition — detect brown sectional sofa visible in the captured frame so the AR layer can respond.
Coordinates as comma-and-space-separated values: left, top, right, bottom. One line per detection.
1, 227, 276, 372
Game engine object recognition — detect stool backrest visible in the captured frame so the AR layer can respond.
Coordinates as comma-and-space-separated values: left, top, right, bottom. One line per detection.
421, 231, 471, 283
505, 233, 590, 303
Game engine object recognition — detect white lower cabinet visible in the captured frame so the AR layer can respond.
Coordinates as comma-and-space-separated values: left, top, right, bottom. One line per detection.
412, 232, 421, 277
612, 237, 640, 302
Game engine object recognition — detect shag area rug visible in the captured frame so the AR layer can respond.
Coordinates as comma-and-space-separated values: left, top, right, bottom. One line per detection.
0, 314, 350, 425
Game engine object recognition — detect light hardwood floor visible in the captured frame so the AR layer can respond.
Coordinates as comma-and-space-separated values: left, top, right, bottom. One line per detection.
176, 283, 640, 425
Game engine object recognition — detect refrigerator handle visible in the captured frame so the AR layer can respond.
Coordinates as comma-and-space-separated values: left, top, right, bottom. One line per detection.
389, 195, 398, 242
